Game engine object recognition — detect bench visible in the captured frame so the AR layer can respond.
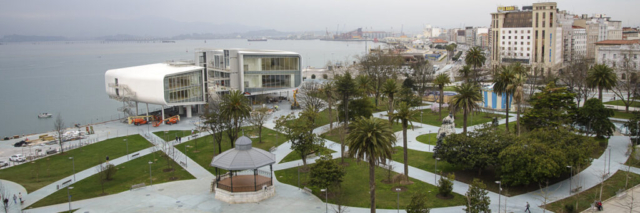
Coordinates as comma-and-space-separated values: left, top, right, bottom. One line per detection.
62, 179, 73, 185
303, 187, 312, 194
180, 161, 187, 167
131, 183, 146, 190
269, 146, 277, 152
131, 153, 140, 158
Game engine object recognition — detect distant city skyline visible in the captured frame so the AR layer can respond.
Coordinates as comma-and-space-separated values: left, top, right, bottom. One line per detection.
1, 0, 639, 37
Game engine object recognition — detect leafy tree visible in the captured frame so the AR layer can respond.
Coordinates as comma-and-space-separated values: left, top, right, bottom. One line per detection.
440, 125, 515, 175
433, 73, 451, 120
464, 179, 491, 213
323, 74, 328, 79
356, 75, 374, 98
311, 74, 316, 79
275, 113, 325, 166
309, 154, 346, 190
521, 82, 577, 131
406, 191, 431, 213
390, 102, 418, 179
587, 64, 617, 100
347, 117, 396, 213
338, 98, 374, 123
445, 44, 455, 61
221, 90, 251, 148
465, 47, 486, 82
335, 72, 358, 126
438, 173, 455, 197
451, 83, 482, 133
576, 98, 615, 138
399, 87, 421, 107
402, 77, 415, 91
382, 79, 399, 124
493, 64, 517, 133
624, 111, 640, 145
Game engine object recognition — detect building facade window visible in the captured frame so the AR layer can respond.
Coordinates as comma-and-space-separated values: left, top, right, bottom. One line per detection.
164, 71, 204, 104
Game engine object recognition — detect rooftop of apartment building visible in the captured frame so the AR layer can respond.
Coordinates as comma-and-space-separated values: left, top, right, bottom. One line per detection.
595, 40, 640, 45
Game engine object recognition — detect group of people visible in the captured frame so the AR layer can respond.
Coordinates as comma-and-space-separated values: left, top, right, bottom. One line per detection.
1, 192, 23, 207
595, 201, 604, 211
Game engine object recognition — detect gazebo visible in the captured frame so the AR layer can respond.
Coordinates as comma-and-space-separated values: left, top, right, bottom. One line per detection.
210, 136, 276, 203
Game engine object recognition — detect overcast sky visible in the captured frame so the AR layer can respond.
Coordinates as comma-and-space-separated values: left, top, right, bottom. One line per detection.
1, 0, 639, 37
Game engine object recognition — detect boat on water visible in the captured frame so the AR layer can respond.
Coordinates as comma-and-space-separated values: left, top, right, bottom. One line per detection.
38, 113, 52, 118
248, 38, 267, 42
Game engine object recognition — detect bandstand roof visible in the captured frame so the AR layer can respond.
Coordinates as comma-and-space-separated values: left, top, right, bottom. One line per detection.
210, 136, 276, 170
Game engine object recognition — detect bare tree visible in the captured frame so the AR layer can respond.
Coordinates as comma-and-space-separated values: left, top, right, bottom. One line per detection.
331, 187, 350, 213
612, 50, 640, 112
201, 98, 225, 155
54, 114, 66, 154
410, 57, 434, 97
358, 51, 404, 108
536, 179, 560, 213
248, 107, 271, 143
95, 160, 107, 195
559, 55, 593, 108
299, 81, 326, 113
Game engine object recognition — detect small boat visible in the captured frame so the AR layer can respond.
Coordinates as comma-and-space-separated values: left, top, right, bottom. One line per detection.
38, 113, 52, 118
248, 38, 267, 42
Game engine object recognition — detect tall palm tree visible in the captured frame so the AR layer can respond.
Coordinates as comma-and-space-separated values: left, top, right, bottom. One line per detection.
509, 63, 528, 135
451, 83, 483, 133
587, 64, 617, 100
347, 116, 397, 213
459, 65, 472, 83
465, 47, 486, 83
356, 75, 374, 98
221, 90, 251, 147
493, 65, 517, 133
322, 82, 337, 130
433, 73, 451, 120
382, 79, 399, 124
390, 102, 418, 180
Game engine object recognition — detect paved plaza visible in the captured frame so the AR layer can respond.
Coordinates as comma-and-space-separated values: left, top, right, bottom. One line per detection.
0, 100, 638, 213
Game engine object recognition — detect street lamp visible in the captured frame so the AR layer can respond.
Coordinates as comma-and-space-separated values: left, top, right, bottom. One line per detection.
567, 165, 572, 194
67, 186, 74, 213
435, 157, 441, 184
428, 130, 431, 151
124, 139, 128, 160
395, 187, 402, 213
496, 181, 502, 213
69, 157, 75, 182
421, 111, 424, 127
149, 161, 153, 186
608, 146, 611, 175
320, 188, 328, 213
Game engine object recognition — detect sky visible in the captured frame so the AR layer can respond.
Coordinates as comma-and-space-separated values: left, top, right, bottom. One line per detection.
1, 0, 639, 37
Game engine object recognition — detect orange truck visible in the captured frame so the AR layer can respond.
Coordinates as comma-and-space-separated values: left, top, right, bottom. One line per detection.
132, 118, 148, 125
165, 116, 179, 125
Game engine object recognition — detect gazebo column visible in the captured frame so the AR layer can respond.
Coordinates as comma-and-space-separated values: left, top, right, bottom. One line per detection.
270, 164, 273, 185
254, 169, 257, 191
230, 170, 233, 192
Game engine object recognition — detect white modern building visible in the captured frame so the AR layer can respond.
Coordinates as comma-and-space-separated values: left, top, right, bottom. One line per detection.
105, 49, 303, 119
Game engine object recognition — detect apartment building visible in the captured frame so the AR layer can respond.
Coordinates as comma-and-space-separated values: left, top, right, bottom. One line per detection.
595, 40, 640, 80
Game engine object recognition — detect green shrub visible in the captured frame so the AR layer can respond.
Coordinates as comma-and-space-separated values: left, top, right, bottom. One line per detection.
564, 204, 575, 213
438, 173, 454, 197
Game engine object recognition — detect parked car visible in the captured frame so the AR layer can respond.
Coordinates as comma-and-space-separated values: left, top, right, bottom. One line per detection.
9, 154, 25, 162
45, 140, 57, 145
0, 160, 8, 168
13, 141, 27, 147
46, 148, 58, 154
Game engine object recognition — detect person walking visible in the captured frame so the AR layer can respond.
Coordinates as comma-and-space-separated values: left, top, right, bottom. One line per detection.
525, 202, 531, 213
18, 193, 22, 204
3, 198, 8, 207
12, 194, 16, 204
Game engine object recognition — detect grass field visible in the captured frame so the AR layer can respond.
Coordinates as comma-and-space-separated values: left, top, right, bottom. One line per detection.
279, 146, 336, 164
174, 126, 287, 175
153, 130, 196, 141
0, 135, 153, 192
274, 158, 466, 209
415, 133, 438, 145
390, 147, 458, 174
29, 151, 194, 208
604, 100, 640, 108
286, 108, 338, 129
612, 110, 637, 119
545, 171, 640, 213
411, 108, 505, 127
320, 118, 415, 143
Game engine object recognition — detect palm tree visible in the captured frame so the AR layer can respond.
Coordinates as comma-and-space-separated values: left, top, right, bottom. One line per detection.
382, 79, 399, 124
587, 64, 617, 100
493, 65, 516, 133
322, 82, 337, 130
510, 63, 528, 135
390, 102, 418, 180
356, 75, 374, 98
433, 73, 451, 120
347, 116, 396, 213
451, 83, 483, 133
221, 90, 251, 147
465, 47, 486, 83
459, 65, 472, 83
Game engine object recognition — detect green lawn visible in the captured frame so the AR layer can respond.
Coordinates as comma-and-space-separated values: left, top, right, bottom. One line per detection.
279, 146, 336, 164
29, 151, 194, 208
604, 100, 640, 108
415, 133, 438, 145
495, 121, 517, 132
287, 108, 339, 128
612, 110, 637, 119
174, 126, 287, 175
546, 171, 640, 213
626, 146, 640, 167
274, 158, 466, 209
390, 147, 459, 174
443, 86, 457, 92
321, 118, 414, 143
411, 109, 505, 127
0, 135, 153, 193
153, 130, 196, 141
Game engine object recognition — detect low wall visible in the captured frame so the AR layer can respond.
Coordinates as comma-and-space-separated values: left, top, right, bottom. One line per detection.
215, 185, 276, 204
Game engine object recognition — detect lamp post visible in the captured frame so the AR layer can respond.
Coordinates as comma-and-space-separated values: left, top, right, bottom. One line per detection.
435, 157, 441, 184
69, 157, 75, 182
567, 165, 572, 194
149, 161, 153, 186
496, 181, 501, 213
67, 186, 74, 213
395, 187, 402, 213
608, 146, 611, 175
428, 130, 431, 151
124, 139, 128, 160
320, 188, 328, 213
421, 111, 424, 127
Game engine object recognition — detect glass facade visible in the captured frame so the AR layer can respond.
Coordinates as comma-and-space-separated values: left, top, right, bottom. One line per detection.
243, 55, 301, 93
262, 75, 291, 88
164, 71, 204, 104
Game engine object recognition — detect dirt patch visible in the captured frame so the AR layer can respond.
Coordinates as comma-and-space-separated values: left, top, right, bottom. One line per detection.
169, 177, 179, 181
162, 168, 175, 173
298, 166, 310, 173
192, 150, 201, 153
399, 180, 414, 185
339, 162, 350, 167
436, 194, 455, 200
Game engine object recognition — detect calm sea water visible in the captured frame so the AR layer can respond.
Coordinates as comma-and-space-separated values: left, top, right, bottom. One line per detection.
0, 39, 383, 137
